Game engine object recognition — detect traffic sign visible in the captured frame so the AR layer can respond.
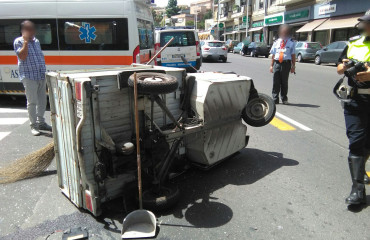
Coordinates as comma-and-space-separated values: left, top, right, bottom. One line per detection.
219, 23, 224, 28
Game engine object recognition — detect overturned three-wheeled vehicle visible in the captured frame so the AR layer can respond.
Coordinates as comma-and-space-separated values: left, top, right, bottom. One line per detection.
46, 64, 275, 216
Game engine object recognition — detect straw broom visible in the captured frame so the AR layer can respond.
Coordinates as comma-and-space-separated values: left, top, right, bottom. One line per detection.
0, 142, 55, 184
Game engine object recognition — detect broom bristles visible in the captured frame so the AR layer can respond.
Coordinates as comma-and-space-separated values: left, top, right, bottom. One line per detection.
0, 142, 55, 184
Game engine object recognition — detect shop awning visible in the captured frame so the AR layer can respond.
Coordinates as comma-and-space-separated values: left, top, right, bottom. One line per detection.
248, 27, 263, 32
296, 18, 327, 32
314, 13, 363, 31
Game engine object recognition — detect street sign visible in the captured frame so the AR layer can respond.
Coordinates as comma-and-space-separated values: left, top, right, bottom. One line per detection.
243, 16, 247, 22
219, 23, 224, 28
211, 29, 215, 34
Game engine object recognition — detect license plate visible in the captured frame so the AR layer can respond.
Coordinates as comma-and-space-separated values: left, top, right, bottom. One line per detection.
172, 54, 184, 58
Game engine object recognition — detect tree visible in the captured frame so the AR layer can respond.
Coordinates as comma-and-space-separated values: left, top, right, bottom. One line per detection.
152, 9, 163, 27
166, 0, 181, 18
186, 20, 194, 27
203, 9, 213, 20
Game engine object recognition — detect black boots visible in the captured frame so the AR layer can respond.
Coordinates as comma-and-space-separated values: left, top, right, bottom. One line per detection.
346, 155, 367, 205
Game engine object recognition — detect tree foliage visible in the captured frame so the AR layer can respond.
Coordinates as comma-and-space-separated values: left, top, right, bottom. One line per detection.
152, 9, 163, 27
166, 0, 181, 18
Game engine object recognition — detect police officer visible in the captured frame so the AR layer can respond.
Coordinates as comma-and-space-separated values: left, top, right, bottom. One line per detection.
337, 9, 370, 205
269, 24, 296, 105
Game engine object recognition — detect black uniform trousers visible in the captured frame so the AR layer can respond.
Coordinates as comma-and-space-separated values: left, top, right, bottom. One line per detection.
344, 94, 370, 157
272, 60, 291, 102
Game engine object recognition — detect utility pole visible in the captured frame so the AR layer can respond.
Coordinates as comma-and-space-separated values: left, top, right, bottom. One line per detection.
245, 0, 250, 40
217, 0, 220, 40
263, 0, 268, 44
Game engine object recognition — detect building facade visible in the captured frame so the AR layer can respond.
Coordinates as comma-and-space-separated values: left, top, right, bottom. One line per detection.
215, 0, 370, 46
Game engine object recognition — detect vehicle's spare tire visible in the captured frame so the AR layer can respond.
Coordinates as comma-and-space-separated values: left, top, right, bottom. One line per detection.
242, 93, 276, 127
128, 72, 178, 95
141, 185, 180, 211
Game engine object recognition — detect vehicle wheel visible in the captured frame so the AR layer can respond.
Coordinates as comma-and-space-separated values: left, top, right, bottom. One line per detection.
128, 72, 178, 95
297, 54, 303, 63
242, 93, 276, 127
142, 185, 180, 211
315, 55, 321, 65
265, 55, 269, 58
222, 58, 227, 63
250, 51, 255, 57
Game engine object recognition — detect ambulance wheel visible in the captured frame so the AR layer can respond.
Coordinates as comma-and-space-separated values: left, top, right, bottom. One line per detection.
242, 93, 276, 127
128, 72, 178, 95
142, 185, 180, 211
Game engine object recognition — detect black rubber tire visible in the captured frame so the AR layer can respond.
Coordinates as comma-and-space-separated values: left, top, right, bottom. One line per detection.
222, 58, 227, 63
315, 55, 321, 65
142, 185, 180, 211
242, 93, 276, 127
265, 55, 269, 58
128, 72, 178, 95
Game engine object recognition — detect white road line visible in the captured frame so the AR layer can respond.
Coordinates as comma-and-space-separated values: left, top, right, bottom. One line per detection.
275, 112, 312, 131
0, 108, 27, 113
0, 132, 11, 141
0, 118, 28, 125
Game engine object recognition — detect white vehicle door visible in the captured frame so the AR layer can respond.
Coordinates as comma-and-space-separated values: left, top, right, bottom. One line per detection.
160, 31, 197, 68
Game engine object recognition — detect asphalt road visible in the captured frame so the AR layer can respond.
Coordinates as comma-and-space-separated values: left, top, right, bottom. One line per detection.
1, 54, 370, 240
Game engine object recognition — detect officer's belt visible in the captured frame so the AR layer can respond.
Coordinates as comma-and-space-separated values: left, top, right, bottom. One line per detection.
274, 60, 291, 63
357, 88, 370, 94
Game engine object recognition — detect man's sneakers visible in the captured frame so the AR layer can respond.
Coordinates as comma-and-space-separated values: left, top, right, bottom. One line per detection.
31, 122, 52, 136
31, 125, 41, 136
39, 122, 52, 131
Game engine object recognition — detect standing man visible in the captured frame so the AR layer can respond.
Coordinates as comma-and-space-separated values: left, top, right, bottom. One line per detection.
14, 20, 52, 136
337, 10, 370, 205
269, 24, 296, 105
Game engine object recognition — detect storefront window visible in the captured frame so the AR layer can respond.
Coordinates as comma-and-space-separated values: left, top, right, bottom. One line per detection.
333, 28, 359, 42
314, 30, 328, 46
291, 26, 308, 41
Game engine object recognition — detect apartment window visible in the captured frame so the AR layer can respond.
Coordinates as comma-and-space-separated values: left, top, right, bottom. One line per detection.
259, 0, 264, 9
270, 0, 276, 5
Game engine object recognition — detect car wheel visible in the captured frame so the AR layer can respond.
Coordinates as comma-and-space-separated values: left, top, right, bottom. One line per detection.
128, 72, 178, 95
265, 55, 269, 58
297, 54, 303, 63
315, 55, 321, 65
222, 58, 227, 63
242, 93, 276, 127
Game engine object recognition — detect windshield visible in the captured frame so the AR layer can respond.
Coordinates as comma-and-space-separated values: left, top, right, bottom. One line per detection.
255, 42, 266, 47
160, 31, 196, 47
208, 42, 224, 47
237, 43, 243, 47
307, 43, 321, 49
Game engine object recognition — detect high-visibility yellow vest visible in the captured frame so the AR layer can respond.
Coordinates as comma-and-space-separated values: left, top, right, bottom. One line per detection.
347, 35, 370, 62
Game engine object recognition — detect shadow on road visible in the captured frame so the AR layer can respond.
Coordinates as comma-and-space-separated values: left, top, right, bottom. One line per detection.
99, 148, 299, 232
287, 103, 320, 108
0, 95, 26, 109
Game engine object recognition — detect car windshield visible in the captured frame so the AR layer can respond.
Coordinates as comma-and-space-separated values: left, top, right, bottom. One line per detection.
237, 43, 243, 47
255, 42, 266, 47
307, 43, 321, 49
208, 42, 224, 47
160, 31, 196, 47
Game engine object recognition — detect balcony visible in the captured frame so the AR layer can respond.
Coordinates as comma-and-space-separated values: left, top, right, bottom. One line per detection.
231, 5, 251, 18
219, 11, 233, 22
276, 0, 308, 6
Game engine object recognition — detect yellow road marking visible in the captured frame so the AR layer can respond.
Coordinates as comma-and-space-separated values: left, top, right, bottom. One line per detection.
270, 117, 296, 131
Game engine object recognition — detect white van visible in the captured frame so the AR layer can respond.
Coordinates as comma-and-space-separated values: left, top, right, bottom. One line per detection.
155, 28, 201, 71
0, 0, 155, 94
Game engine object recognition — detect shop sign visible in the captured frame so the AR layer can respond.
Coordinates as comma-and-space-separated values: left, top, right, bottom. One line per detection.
264, 15, 283, 25
285, 9, 309, 22
319, 4, 336, 15
252, 21, 263, 28
239, 22, 247, 29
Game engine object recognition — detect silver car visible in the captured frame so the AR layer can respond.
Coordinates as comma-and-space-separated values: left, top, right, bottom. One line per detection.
295, 42, 322, 62
201, 40, 228, 62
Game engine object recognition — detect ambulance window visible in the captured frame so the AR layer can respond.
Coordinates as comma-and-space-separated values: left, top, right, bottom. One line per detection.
0, 19, 57, 50
137, 19, 154, 50
58, 18, 129, 50
160, 31, 196, 47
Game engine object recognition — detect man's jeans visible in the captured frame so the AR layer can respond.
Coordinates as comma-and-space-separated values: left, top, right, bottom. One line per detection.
22, 78, 47, 126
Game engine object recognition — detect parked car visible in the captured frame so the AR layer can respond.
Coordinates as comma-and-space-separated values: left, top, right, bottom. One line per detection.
233, 42, 244, 54
295, 42, 322, 62
314, 41, 348, 65
242, 42, 270, 58
225, 39, 239, 52
201, 40, 228, 62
